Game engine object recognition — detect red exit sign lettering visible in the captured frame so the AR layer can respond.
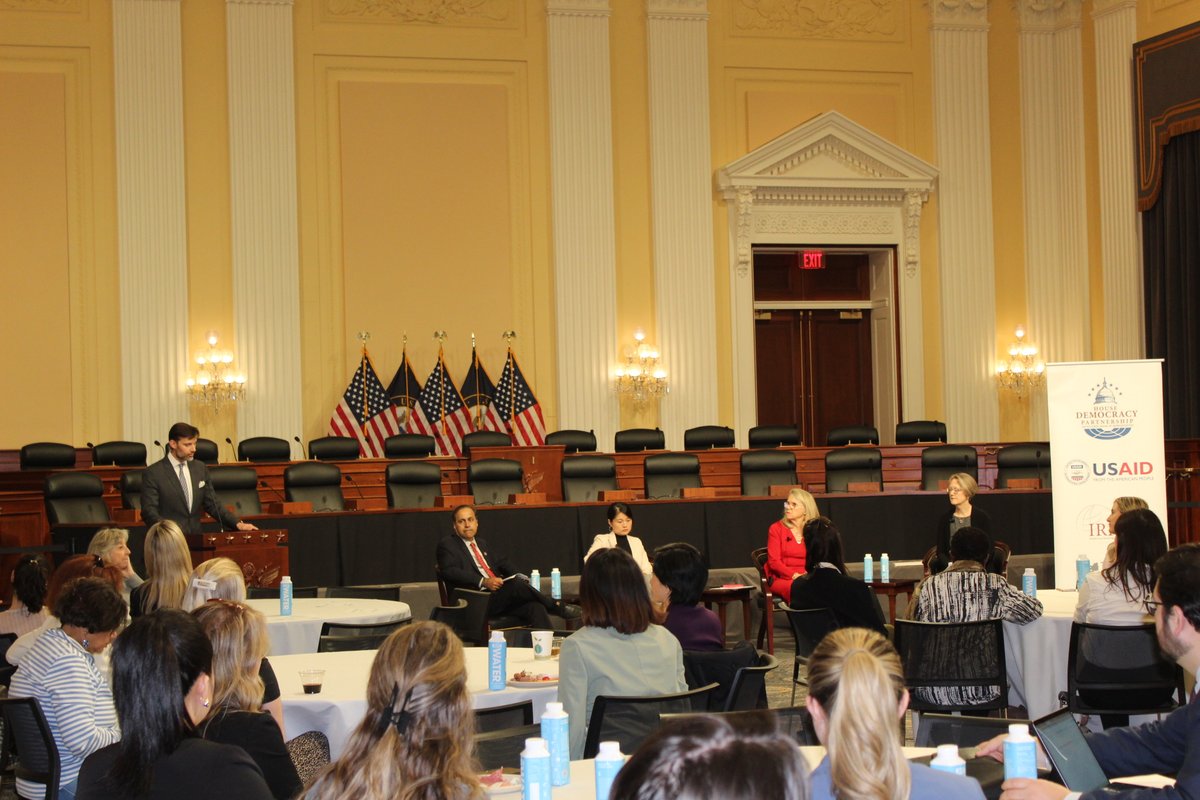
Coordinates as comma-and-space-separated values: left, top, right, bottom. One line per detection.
801, 251, 825, 270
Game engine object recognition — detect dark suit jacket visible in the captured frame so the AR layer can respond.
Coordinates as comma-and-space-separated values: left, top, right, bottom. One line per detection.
790, 567, 888, 635
436, 534, 515, 593
141, 457, 240, 535
1081, 696, 1200, 800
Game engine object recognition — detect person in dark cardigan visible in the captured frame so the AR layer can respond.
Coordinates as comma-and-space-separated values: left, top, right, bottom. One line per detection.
651, 542, 725, 651
789, 517, 888, 636
928, 472, 994, 576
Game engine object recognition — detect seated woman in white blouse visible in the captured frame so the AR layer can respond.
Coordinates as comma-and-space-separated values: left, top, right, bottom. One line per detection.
584, 502, 652, 576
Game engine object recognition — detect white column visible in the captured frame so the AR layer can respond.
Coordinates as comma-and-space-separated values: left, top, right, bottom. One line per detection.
646, 0, 717, 449
226, 0, 303, 441
1017, 0, 1090, 439
546, 0, 620, 449
1092, 0, 1143, 359
113, 0, 189, 449
929, 0, 999, 443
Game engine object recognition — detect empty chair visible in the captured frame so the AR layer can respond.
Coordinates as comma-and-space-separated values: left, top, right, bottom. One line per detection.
324, 585, 402, 601
91, 440, 147, 467
614, 428, 665, 453
238, 436, 292, 462
383, 433, 436, 459
283, 462, 345, 512
208, 466, 262, 517
582, 683, 719, 758
544, 429, 598, 453
682, 643, 767, 712
823, 448, 883, 492
747, 425, 800, 449
473, 722, 542, 770
385, 461, 443, 509
825, 425, 879, 446
193, 438, 220, 465
996, 443, 1052, 489
893, 618, 1009, 717
119, 470, 143, 510
783, 607, 840, 704
740, 450, 796, 497
1065, 622, 1183, 725
896, 420, 947, 445
683, 425, 735, 450
920, 445, 978, 490
462, 431, 511, 455
643, 453, 701, 500
467, 458, 524, 505
19, 442, 76, 470
752, 547, 785, 655
307, 436, 361, 461
475, 700, 534, 733
317, 619, 409, 652
0, 697, 60, 800
561, 456, 618, 503
724, 652, 780, 712
43, 472, 109, 526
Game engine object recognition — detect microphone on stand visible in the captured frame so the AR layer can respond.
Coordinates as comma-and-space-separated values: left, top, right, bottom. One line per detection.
259, 480, 286, 503
226, 437, 237, 462
293, 436, 307, 460
344, 472, 366, 500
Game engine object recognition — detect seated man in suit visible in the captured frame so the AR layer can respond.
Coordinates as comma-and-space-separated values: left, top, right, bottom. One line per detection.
142, 422, 257, 535
436, 504, 579, 628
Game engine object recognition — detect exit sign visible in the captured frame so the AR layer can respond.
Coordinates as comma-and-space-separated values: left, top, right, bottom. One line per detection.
801, 251, 825, 270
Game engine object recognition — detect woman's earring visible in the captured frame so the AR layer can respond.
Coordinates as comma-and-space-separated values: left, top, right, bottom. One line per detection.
203, 698, 210, 708
81, 638, 89, 649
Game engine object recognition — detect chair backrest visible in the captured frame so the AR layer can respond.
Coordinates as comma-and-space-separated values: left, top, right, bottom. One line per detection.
739, 450, 796, 497
893, 618, 1008, 713
1065, 622, 1184, 715
750, 547, 772, 601
747, 425, 800, 449
475, 700, 534, 733
583, 682, 720, 758
682, 643, 762, 712
43, 472, 109, 526
385, 461, 443, 509
643, 453, 702, 499
823, 448, 883, 492
119, 470, 143, 510
996, 443, 1052, 489
384, 433, 437, 459
208, 465, 262, 516
247, 585, 318, 599
783, 607, 840, 662
468, 458, 524, 505
914, 713, 1025, 748
317, 619, 409, 652
462, 431, 512, 455
429, 593, 491, 647
920, 445, 979, 490
560, 455, 618, 503
544, 429, 597, 454
683, 425, 735, 450
92, 440, 147, 467
284, 462, 345, 511
657, 707, 819, 746
991, 541, 1012, 578
19, 442, 75, 470
826, 425, 879, 446
1, 697, 60, 798
194, 437, 220, 465
896, 420, 947, 445
308, 436, 361, 461
614, 428, 665, 452
725, 652, 779, 712
324, 585, 402, 602
238, 436, 292, 462
473, 722, 543, 770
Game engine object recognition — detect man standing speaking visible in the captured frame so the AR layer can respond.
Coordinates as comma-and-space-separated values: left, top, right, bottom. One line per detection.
141, 422, 257, 535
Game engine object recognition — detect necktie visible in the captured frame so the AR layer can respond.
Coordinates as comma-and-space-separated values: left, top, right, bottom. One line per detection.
469, 541, 495, 579
178, 462, 191, 508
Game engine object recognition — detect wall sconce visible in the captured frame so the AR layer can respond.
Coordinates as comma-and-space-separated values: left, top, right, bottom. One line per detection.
186, 332, 245, 408
995, 325, 1045, 396
614, 329, 668, 405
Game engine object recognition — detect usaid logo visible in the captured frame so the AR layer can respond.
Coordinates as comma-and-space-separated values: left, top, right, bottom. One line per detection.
1064, 459, 1089, 485
1076, 378, 1136, 441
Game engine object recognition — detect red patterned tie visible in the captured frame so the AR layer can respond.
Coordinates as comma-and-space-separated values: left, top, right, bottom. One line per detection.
469, 541, 496, 579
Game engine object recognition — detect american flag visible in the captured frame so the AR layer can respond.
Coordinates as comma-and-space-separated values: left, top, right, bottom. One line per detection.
329, 351, 399, 458
386, 349, 422, 432
409, 351, 474, 456
492, 348, 546, 446
459, 347, 506, 433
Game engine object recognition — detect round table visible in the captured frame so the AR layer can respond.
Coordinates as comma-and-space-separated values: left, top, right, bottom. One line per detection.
1003, 588, 1077, 719
245, 597, 411, 656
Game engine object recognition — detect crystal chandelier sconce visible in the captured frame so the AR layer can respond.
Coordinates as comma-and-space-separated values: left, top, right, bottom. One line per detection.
614, 329, 668, 404
995, 325, 1045, 396
186, 332, 246, 408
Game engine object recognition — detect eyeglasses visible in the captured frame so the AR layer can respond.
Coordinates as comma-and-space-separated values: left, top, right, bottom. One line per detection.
1144, 598, 1164, 615
947, 488, 964, 495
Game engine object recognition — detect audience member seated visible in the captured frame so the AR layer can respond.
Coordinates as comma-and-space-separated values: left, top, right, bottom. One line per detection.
765, 488, 817, 604
0, 556, 50, 637
929, 473, 993, 575
789, 517, 887, 636
651, 542, 724, 651
559, 547, 688, 759
1099, 496, 1149, 570
585, 502, 652, 576
130, 520, 193, 617
86, 527, 143, 606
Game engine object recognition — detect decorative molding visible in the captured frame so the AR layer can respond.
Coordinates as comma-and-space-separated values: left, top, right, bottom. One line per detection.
731, 0, 901, 39
761, 134, 905, 179
929, 0, 988, 30
754, 210, 895, 235
0, 0, 80, 9
734, 188, 754, 278
323, 0, 512, 23
228, 0, 292, 5
903, 190, 925, 278
646, 0, 706, 20
546, 0, 609, 12
1015, 0, 1080, 32
1090, 0, 1136, 16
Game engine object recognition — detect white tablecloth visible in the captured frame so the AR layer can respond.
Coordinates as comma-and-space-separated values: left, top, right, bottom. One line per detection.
273, 646, 559, 757
1004, 589, 1077, 719
245, 598, 411, 656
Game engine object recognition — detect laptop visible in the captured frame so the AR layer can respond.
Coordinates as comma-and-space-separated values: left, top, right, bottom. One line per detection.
1032, 708, 1110, 793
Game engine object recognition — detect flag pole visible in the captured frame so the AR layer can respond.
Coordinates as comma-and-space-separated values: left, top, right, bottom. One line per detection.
503, 330, 517, 428
471, 332, 482, 429
401, 333, 410, 428
357, 331, 371, 438
434, 331, 447, 440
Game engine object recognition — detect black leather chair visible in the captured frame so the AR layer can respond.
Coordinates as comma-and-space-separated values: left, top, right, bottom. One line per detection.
385, 461, 443, 509
643, 453, 701, 499
1, 697, 60, 800
614, 428, 665, 452
317, 619, 409, 652
823, 448, 883, 492
561, 456, 618, 503
826, 425, 879, 446
473, 722, 544, 770
724, 652, 779, 712
747, 425, 800, 449
208, 466, 262, 516
582, 683, 720, 758
18, 442, 75, 470
683, 425, 735, 450
893, 619, 1009, 721
43, 473, 109, 526
194, 438, 220, 465
475, 700, 534, 733
544, 429, 598, 453
996, 443, 1052, 489
896, 420, 947, 445
1065, 622, 1184, 725
783, 607, 840, 705
468, 458, 524, 505
462, 431, 511, 456
429, 595, 491, 647
920, 445, 979, 490
238, 436, 292, 462
119, 470, 143, 510
384, 433, 436, 459
739, 450, 796, 497
91, 440, 147, 467
682, 643, 766, 711
284, 462, 345, 512
308, 436, 361, 461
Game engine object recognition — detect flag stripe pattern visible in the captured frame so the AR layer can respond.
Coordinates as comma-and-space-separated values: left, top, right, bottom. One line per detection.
492, 349, 546, 447
459, 348, 507, 433
329, 353, 400, 458
409, 353, 474, 456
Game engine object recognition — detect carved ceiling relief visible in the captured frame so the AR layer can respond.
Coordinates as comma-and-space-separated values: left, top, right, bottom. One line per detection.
323, 0, 512, 24
732, 0, 901, 39
763, 135, 906, 179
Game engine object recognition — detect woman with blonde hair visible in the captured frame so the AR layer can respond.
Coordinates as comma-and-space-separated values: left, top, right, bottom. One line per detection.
764, 488, 818, 603
929, 472, 994, 575
806, 628, 984, 800
86, 528, 143, 603
130, 520, 192, 617
303, 621, 482, 800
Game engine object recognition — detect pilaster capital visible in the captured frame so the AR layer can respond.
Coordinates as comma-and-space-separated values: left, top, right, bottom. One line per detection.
1015, 0, 1081, 33
647, 0, 707, 21
929, 0, 989, 32
547, 0, 610, 18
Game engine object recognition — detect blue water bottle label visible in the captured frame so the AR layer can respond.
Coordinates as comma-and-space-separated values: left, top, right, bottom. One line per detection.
542, 716, 569, 786
551, 569, 562, 600
1076, 558, 1090, 590
880, 556, 890, 583
521, 753, 551, 800
1022, 573, 1037, 598
863, 556, 873, 582
1004, 739, 1037, 780
488, 641, 506, 691
595, 756, 623, 799
279, 582, 292, 617
530, 569, 541, 592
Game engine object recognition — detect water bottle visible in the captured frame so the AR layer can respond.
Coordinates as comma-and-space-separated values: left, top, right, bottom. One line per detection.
880, 553, 890, 583
279, 576, 293, 617
550, 567, 562, 600
594, 740, 625, 799
1076, 554, 1090, 590
520, 737, 552, 800
488, 630, 506, 691
1022, 567, 1037, 598
540, 702, 570, 786
1003, 723, 1038, 781
863, 554, 873, 582
930, 744, 967, 775
530, 568, 541, 593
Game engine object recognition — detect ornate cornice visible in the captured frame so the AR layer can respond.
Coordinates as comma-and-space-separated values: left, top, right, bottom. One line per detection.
732, 0, 900, 40
324, 0, 512, 23
1090, 0, 1135, 18
929, 0, 989, 32
761, 134, 905, 179
0, 0, 80, 11
546, 0, 610, 17
228, 0, 293, 5
1015, 0, 1081, 32
646, 0, 706, 21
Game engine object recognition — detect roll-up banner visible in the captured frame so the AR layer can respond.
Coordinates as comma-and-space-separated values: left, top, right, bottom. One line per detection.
1046, 360, 1167, 590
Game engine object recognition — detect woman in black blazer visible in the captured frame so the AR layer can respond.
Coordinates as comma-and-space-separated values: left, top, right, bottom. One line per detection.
789, 518, 887, 635
929, 472, 994, 575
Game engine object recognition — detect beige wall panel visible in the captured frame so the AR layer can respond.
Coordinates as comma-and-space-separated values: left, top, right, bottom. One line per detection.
1140, 0, 1200, 38
742, 82, 911, 154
